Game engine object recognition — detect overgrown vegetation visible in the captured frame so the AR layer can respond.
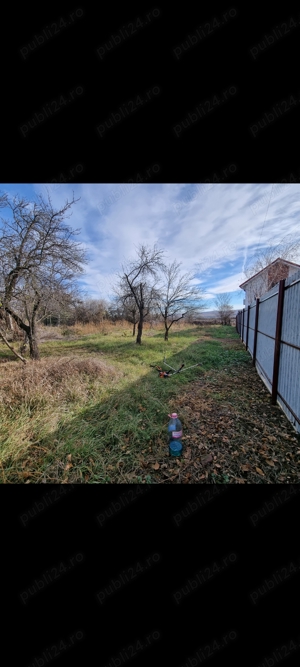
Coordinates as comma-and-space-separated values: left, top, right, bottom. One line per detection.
0, 323, 298, 484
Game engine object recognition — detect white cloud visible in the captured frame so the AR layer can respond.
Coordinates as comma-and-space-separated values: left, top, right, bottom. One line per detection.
208, 272, 245, 294
1, 182, 299, 306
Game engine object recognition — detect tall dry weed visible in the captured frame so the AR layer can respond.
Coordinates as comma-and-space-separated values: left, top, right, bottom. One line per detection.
0, 356, 121, 412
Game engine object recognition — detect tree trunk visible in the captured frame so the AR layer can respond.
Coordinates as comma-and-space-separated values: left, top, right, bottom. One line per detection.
20, 332, 28, 355
136, 314, 143, 344
4, 305, 40, 360
4, 305, 31, 346
28, 327, 40, 360
132, 321, 136, 336
6, 313, 13, 331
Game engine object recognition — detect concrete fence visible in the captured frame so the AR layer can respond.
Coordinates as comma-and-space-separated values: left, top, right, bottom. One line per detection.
236, 269, 300, 434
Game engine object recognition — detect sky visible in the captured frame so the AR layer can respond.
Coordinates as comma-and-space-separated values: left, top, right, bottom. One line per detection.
1, 182, 300, 311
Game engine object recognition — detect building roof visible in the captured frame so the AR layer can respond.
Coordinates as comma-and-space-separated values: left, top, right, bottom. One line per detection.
239, 257, 300, 289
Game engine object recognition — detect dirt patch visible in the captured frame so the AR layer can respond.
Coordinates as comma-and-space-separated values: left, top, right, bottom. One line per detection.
39, 336, 79, 343
144, 363, 300, 484
38, 332, 80, 342
215, 337, 240, 343
181, 366, 299, 483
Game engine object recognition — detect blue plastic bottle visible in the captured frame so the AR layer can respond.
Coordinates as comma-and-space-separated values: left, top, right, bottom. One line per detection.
168, 412, 183, 457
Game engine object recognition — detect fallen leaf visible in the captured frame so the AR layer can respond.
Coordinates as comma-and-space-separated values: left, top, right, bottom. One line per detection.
256, 467, 264, 476
265, 459, 275, 466
66, 454, 72, 462
183, 447, 191, 460
152, 462, 160, 470
201, 454, 213, 465
64, 463, 73, 471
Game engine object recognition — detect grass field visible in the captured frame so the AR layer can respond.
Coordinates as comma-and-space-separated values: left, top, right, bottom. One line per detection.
0, 322, 299, 484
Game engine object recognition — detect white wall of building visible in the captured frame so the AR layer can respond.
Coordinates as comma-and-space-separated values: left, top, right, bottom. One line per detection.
243, 272, 268, 308
242, 264, 300, 308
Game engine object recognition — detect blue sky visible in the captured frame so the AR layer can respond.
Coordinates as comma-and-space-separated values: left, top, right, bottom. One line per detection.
1, 182, 299, 311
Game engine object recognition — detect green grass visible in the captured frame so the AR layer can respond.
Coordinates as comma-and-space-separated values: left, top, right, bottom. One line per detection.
0, 324, 245, 483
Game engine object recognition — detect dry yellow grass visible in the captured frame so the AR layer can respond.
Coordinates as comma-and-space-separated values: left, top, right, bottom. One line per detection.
0, 355, 121, 412
38, 319, 187, 338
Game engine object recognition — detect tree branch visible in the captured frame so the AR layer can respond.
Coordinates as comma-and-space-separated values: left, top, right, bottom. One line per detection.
0, 325, 27, 364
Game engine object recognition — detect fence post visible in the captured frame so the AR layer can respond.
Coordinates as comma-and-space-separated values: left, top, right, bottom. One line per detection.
246, 305, 250, 350
252, 298, 260, 367
271, 279, 285, 405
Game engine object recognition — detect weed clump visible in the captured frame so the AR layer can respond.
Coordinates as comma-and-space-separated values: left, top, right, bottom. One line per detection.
0, 356, 120, 412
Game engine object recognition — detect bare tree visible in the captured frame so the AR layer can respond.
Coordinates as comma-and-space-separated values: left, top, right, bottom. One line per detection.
73, 298, 108, 324
117, 244, 165, 344
0, 190, 87, 360
125, 297, 139, 337
155, 260, 207, 340
113, 287, 139, 336
214, 293, 234, 325
21, 273, 82, 332
243, 233, 300, 282
106, 301, 125, 323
